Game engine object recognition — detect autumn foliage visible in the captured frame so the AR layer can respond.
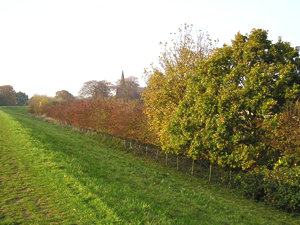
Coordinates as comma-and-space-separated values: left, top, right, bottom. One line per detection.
27, 27, 299, 212
143, 28, 300, 211
30, 97, 155, 144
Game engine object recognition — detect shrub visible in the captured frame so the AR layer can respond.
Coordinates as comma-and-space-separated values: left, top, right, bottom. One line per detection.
44, 98, 156, 145
237, 167, 300, 212
28, 95, 54, 115
238, 169, 265, 201
263, 166, 300, 212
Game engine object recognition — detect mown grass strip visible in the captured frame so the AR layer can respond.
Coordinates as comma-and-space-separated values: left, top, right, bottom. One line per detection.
0, 108, 121, 224
0, 106, 299, 224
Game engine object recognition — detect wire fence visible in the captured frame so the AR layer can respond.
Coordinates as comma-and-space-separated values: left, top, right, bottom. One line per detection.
36, 114, 235, 186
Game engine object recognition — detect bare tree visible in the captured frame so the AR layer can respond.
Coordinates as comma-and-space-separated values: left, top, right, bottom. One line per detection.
79, 80, 112, 99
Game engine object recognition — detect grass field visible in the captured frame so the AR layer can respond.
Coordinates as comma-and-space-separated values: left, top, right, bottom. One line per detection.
0, 106, 299, 224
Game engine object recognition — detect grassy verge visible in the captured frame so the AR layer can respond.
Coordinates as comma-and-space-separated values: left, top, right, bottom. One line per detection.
0, 106, 299, 224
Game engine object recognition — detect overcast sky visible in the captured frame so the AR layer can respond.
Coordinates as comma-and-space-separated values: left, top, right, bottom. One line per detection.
1, 0, 299, 97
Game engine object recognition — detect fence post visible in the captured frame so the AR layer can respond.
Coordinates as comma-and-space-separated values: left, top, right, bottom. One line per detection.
209, 163, 212, 183
229, 170, 232, 188
191, 159, 195, 176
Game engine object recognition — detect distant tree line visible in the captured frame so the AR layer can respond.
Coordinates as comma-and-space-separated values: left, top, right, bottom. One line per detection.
0, 85, 28, 106
28, 70, 143, 114
78, 72, 143, 101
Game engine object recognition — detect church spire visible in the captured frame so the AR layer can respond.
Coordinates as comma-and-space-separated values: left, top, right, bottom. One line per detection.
116, 70, 127, 101
121, 70, 125, 87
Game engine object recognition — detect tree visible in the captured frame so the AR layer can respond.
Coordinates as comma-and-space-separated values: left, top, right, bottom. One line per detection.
0, 85, 16, 106
115, 72, 141, 101
79, 80, 112, 99
142, 24, 215, 147
55, 90, 75, 102
0, 95, 5, 106
16, 92, 29, 106
28, 95, 53, 115
167, 29, 300, 170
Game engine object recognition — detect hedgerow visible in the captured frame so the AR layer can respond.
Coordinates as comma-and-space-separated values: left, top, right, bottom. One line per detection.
27, 28, 300, 213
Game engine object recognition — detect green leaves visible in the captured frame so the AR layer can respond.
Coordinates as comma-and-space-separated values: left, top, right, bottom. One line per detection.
143, 25, 216, 149
150, 28, 300, 170
0, 85, 17, 106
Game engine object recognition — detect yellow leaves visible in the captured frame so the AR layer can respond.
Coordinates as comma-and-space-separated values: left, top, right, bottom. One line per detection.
144, 27, 300, 172
28, 95, 54, 115
143, 25, 216, 149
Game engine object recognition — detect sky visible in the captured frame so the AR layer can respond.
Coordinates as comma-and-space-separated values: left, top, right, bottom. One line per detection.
0, 0, 299, 97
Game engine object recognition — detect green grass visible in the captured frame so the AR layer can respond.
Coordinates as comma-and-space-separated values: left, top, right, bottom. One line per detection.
0, 106, 299, 225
